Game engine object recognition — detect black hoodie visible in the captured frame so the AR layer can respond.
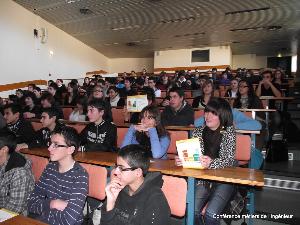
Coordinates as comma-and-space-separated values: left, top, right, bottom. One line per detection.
101, 172, 171, 225
79, 120, 117, 151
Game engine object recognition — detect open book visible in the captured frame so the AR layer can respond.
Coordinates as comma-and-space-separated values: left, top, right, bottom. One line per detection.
0, 208, 18, 222
127, 95, 148, 112
176, 138, 204, 169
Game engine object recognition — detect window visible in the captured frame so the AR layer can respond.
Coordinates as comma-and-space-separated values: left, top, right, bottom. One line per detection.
191, 50, 210, 62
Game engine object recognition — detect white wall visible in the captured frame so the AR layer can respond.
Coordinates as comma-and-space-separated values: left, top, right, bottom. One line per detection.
154, 46, 232, 70
232, 54, 267, 69
109, 57, 154, 73
0, 0, 109, 85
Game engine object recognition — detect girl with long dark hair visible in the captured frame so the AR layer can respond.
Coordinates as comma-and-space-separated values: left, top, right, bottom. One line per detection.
121, 105, 170, 159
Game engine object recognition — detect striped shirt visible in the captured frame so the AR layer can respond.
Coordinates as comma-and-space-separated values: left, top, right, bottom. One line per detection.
28, 161, 88, 225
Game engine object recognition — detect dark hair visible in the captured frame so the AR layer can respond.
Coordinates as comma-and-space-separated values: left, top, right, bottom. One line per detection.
16, 89, 24, 95
42, 107, 59, 119
28, 83, 36, 89
202, 79, 214, 96
33, 86, 41, 92
76, 96, 88, 114
24, 92, 37, 102
0, 135, 17, 154
67, 82, 79, 97
41, 93, 55, 106
204, 97, 233, 128
107, 86, 119, 94
140, 87, 155, 103
118, 144, 150, 176
168, 87, 184, 97
51, 126, 80, 156
148, 77, 157, 83
49, 82, 58, 90
56, 79, 63, 83
261, 70, 273, 79
233, 79, 259, 109
88, 98, 105, 112
3, 103, 21, 115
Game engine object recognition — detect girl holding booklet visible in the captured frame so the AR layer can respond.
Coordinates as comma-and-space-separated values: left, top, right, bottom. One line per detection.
176, 97, 236, 225
121, 105, 170, 159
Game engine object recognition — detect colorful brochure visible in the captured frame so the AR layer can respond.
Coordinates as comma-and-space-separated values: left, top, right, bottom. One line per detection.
176, 138, 204, 169
127, 95, 148, 112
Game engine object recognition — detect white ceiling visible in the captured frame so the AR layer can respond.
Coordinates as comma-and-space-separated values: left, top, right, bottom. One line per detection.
14, 0, 300, 58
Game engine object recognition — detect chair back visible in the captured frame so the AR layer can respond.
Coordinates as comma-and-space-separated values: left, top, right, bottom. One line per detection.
167, 130, 189, 158
63, 107, 73, 120
67, 123, 86, 133
117, 127, 129, 147
112, 107, 125, 125
25, 154, 48, 182
31, 121, 43, 131
162, 175, 187, 217
80, 163, 107, 200
235, 134, 251, 165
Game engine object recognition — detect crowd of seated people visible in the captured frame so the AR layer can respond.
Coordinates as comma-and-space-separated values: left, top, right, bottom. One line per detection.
0, 67, 295, 225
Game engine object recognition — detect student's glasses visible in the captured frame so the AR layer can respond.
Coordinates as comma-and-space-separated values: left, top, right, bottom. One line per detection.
114, 164, 137, 172
49, 142, 69, 149
239, 85, 248, 88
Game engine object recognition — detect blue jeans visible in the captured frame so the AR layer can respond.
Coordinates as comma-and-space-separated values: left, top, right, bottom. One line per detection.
195, 181, 236, 225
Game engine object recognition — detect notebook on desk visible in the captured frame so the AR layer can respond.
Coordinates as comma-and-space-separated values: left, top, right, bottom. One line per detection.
176, 138, 204, 169
0, 208, 18, 222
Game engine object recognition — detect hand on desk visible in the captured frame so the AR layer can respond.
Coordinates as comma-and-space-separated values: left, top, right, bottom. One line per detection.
50, 199, 68, 211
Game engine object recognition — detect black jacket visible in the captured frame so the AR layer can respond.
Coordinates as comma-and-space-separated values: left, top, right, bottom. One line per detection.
28, 123, 65, 148
2, 119, 35, 144
101, 172, 171, 225
161, 101, 194, 126
80, 120, 117, 151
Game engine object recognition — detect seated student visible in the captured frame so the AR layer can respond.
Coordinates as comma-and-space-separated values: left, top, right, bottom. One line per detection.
16, 108, 65, 151
64, 81, 79, 106
225, 78, 239, 98
23, 92, 41, 119
27, 126, 88, 225
48, 82, 63, 104
101, 144, 171, 225
80, 99, 117, 151
256, 70, 281, 98
89, 85, 113, 122
161, 87, 194, 126
192, 80, 215, 109
40, 92, 64, 119
33, 86, 42, 105
120, 77, 137, 97
148, 77, 161, 97
1, 104, 35, 144
176, 98, 236, 225
121, 106, 170, 159
69, 96, 87, 122
106, 86, 125, 107
0, 134, 35, 215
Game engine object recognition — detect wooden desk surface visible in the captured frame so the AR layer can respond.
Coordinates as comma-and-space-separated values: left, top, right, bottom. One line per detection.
21, 149, 264, 187
0, 215, 47, 225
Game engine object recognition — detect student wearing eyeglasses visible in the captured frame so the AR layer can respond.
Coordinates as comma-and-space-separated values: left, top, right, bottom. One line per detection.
28, 126, 88, 225
101, 144, 171, 225
121, 105, 170, 159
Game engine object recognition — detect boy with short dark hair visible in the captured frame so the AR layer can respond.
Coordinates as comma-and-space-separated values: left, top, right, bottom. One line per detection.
28, 126, 88, 225
101, 144, 171, 225
16, 107, 65, 151
0, 134, 35, 215
80, 99, 117, 151
1, 103, 35, 144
